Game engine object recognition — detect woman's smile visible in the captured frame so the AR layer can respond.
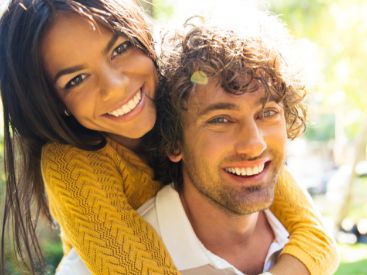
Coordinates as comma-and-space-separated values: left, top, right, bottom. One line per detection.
107, 88, 143, 117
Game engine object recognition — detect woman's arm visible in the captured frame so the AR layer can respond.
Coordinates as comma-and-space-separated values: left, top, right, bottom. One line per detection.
269, 167, 339, 275
42, 143, 180, 275
268, 254, 309, 275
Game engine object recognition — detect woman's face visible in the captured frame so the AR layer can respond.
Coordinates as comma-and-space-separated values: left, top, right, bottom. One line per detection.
41, 12, 157, 144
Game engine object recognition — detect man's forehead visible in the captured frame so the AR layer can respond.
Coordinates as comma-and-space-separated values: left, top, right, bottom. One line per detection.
190, 80, 223, 101
186, 80, 268, 110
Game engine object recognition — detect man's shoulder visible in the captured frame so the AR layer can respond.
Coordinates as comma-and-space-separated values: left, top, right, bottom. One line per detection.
137, 184, 177, 233
263, 209, 289, 242
137, 196, 157, 227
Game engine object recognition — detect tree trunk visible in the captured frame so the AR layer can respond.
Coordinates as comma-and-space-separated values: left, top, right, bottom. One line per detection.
336, 117, 367, 226
138, 0, 153, 17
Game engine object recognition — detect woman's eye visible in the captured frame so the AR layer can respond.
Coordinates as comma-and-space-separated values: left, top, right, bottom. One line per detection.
208, 116, 231, 124
65, 74, 88, 90
111, 41, 132, 59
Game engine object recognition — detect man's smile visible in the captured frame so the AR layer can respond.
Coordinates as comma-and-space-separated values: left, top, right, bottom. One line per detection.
222, 160, 272, 187
225, 163, 265, 177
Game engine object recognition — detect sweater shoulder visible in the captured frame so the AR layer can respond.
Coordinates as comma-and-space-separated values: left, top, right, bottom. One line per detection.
42, 142, 109, 163
41, 142, 120, 192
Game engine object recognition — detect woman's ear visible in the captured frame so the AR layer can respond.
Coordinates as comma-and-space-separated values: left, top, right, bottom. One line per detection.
168, 147, 182, 163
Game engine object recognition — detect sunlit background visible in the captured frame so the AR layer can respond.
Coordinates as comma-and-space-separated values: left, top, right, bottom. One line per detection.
1, 0, 367, 274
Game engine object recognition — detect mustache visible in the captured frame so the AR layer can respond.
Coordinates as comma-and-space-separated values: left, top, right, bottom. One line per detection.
223, 151, 268, 162
223, 148, 286, 165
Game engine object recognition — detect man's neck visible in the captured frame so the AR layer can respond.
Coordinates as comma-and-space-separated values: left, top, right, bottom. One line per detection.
180, 183, 274, 274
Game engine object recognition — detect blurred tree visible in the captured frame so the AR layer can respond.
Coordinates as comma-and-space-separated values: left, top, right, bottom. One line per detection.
268, 0, 367, 226
138, 0, 153, 17
151, 0, 175, 22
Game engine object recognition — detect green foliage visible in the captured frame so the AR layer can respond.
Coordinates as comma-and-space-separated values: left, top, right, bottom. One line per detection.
305, 114, 335, 141
335, 244, 367, 275
43, 242, 64, 274
348, 177, 367, 220
268, 0, 367, 113
345, 118, 366, 141
152, 0, 175, 21
269, 0, 328, 37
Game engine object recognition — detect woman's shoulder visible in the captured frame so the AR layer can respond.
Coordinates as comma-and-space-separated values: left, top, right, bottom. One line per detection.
41, 140, 155, 191
41, 142, 115, 181
42, 142, 83, 159
41, 141, 116, 163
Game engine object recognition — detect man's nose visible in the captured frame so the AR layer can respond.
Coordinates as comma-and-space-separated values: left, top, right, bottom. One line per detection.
235, 120, 267, 158
99, 65, 129, 101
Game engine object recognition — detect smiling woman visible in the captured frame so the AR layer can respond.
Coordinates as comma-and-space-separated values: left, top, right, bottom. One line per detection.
0, 0, 179, 274
41, 12, 157, 141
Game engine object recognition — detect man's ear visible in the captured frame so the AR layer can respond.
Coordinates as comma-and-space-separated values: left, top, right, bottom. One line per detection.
168, 148, 183, 163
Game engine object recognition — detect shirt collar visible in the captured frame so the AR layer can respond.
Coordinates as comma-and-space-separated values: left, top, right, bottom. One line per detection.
155, 185, 289, 274
155, 185, 209, 270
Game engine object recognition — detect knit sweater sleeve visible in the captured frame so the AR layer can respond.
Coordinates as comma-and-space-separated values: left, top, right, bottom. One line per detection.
41, 143, 180, 275
271, 167, 339, 275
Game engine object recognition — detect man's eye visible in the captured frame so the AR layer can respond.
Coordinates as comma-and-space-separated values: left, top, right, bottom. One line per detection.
260, 109, 278, 119
208, 116, 231, 124
111, 41, 132, 59
65, 74, 88, 89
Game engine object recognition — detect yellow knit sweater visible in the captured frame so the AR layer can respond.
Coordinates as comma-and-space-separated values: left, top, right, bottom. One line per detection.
41, 139, 337, 275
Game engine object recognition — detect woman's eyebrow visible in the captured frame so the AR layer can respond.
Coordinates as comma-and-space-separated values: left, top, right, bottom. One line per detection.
53, 33, 121, 84
54, 65, 85, 84
103, 33, 119, 54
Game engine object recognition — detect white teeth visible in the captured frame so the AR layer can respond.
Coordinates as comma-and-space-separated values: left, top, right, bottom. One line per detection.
108, 90, 142, 117
225, 163, 265, 177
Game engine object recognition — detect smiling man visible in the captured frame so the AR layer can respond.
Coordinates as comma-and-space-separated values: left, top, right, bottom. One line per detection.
155, 83, 288, 274
151, 14, 308, 275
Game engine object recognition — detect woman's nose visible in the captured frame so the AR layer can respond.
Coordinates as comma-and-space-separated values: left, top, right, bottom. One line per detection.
99, 65, 129, 101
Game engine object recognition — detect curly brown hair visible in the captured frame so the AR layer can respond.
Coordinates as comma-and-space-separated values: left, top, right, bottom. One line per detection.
155, 16, 307, 187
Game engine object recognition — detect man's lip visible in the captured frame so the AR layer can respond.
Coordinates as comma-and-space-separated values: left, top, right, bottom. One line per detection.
222, 161, 272, 183
222, 157, 270, 169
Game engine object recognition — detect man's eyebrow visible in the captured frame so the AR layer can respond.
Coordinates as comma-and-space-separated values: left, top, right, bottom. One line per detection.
198, 102, 240, 116
197, 95, 280, 116
259, 96, 280, 105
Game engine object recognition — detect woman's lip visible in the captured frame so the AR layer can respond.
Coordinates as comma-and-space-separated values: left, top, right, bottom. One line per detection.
102, 89, 146, 122
105, 86, 143, 115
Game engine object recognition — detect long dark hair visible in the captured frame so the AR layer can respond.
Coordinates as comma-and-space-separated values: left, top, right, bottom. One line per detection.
0, 0, 156, 273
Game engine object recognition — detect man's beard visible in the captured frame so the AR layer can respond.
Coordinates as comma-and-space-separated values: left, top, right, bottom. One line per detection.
184, 152, 284, 216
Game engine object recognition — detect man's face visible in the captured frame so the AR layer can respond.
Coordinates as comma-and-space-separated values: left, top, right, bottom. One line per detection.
172, 80, 287, 215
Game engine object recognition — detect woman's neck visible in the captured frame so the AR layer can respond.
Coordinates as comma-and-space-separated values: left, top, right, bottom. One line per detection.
107, 133, 142, 152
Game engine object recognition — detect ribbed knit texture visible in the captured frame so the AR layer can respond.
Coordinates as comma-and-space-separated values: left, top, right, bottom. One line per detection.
42, 139, 337, 275
271, 169, 339, 275
42, 139, 179, 275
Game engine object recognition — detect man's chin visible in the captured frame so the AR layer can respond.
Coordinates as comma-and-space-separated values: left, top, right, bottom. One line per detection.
235, 199, 273, 215
225, 187, 275, 215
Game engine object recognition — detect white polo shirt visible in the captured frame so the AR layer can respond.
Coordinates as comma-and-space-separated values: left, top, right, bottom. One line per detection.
56, 185, 289, 275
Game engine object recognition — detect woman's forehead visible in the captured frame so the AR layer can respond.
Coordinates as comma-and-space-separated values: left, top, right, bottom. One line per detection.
41, 12, 113, 74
